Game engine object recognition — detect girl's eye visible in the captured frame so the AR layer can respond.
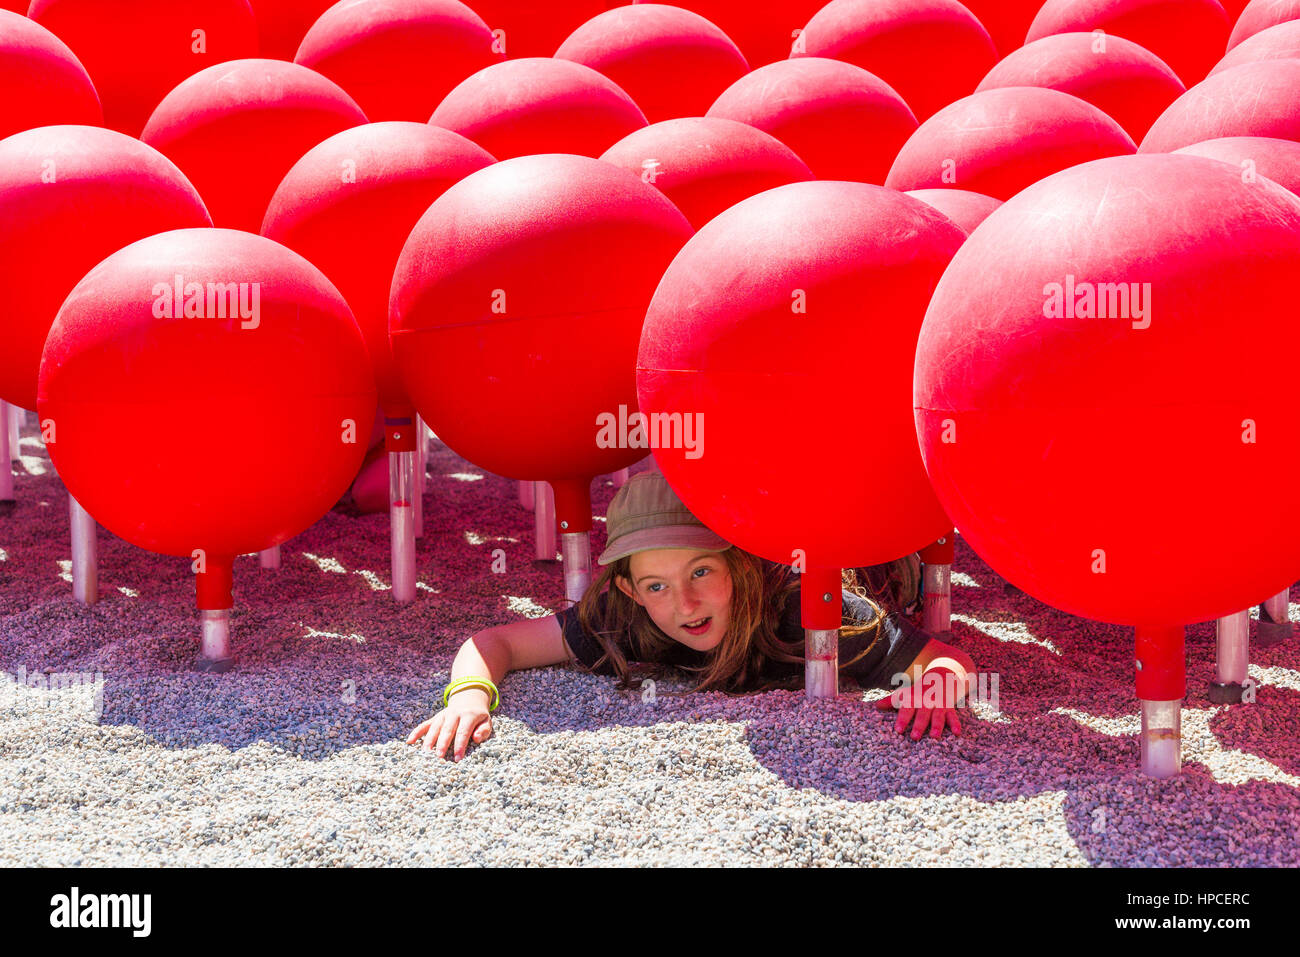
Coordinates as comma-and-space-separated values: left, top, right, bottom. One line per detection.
647, 583, 665, 593
693, 566, 710, 578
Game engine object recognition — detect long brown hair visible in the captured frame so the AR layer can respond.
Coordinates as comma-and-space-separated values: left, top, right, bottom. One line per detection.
567, 547, 890, 696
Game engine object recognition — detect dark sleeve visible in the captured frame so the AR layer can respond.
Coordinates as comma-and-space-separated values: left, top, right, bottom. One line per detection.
554, 591, 633, 676
836, 591, 934, 690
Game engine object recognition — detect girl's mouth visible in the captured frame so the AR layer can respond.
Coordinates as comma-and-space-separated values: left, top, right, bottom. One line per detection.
682, 617, 712, 636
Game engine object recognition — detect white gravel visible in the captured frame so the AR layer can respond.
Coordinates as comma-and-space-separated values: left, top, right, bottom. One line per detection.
2, 412, 1299, 867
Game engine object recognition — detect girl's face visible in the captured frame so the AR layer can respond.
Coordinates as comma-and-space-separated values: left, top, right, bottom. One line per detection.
615, 548, 733, 652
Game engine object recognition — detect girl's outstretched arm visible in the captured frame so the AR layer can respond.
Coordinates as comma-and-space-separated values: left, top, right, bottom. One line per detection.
406, 615, 571, 761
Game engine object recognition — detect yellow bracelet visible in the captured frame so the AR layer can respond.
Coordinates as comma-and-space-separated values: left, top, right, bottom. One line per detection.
443, 677, 500, 711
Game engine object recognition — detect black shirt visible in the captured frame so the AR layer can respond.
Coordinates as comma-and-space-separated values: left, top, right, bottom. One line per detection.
555, 584, 933, 690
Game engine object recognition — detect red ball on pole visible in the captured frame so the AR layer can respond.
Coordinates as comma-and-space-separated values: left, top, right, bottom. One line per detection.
886, 87, 1135, 201
706, 57, 917, 184
1140, 60, 1300, 152
1026, 0, 1230, 86
976, 32, 1185, 144
141, 58, 367, 232
39, 227, 374, 561
1229, 0, 1300, 48
429, 57, 646, 159
635, 0, 825, 68
915, 153, 1300, 627
0, 9, 102, 139
0, 126, 211, 412
1174, 136, 1300, 194
601, 117, 813, 230
294, 0, 502, 122
793, 0, 998, 121
390, 154, 692, 531
556, 4, 749, 123
1213, 19, 1300, 75
30, 0, 258, 136
638, 181, 964, 573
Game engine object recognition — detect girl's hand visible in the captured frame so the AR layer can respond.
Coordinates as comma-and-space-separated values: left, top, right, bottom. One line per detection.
875, 665, 965, 741
406, 689, 493, 761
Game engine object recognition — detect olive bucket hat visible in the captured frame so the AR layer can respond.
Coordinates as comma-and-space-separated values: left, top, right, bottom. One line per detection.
596, 471, 732, 566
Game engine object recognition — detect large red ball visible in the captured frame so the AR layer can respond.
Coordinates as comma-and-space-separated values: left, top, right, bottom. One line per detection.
1213, 18, 1300, 75
1229, 0, 1300, 48
601, 116, 813, 230
886, 87, 1135, 201
429, 57, 646, 159
976, 32, 1185, 144
635, 0, 825, 68
707, 57, 917, 184
556, 4, 749, 123
0, 126, 211, 411
141, 58, 367, 232
1140, 60, 1300, 152
638, 181, 965, 570
903, 188, 1002, 234
794, 0, 998, 121
1026, 0, 1230, 86
264, 121, 495, 416
1174, 136, 1300, 194
30, 0, 258, 136
38, 229, 376, 559
915, 154, 1300, 626
390, 154, 693, 484
294, 0, 502, 122
0, 9, 102, 138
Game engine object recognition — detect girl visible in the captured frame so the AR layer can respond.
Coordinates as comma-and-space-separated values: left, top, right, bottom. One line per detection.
407, 471, 977, 761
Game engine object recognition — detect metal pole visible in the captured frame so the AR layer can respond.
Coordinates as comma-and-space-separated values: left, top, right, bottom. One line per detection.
534, 481, 556, 561
1135, 625, 1184, 778
7, 404, 19, 463
69, 494, 98, 605
1209, 610, 1249, 703
0, 400, 13, 507
259, 545, 281, 569
919, 532, 954, 634
611, 468, 630, 488
390, 449, 416, 604
1257, 587, 1291, 646
414, 415, 426, 539
803, 567, 841, 699
560, 531, 592, 603
519, 479, 535, 510
195, 557, 235, 671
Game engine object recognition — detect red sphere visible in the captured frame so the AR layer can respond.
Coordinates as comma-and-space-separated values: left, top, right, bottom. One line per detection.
263, 121, 495, 421
886, 88, 1136, 201
1141, 60, 1300, 152
638, 181, 965, 570
1174, 136, 1300, 194
601, 117, 813, 230
30, 0, 258, 137
635, 0, 826, 68
915, 154, 1300, 626
0, 9, 102, 139
467, 0, 607, 59
390, 154, 693, 493
247, 0, 336, 59
1213, 18, 1300, 74
0, 126, 211, 411
707, 57, 917, 184
141, 58, 367, 232
39, 228, 376, 559
960, 0, 1045, 56
903, 188, 1002, 234
976, 32, 1185, 144
429, 57, 646, 159
294, 0, 502, 122
794, 0, 998, 121
1026, 0, 1230, 86
556, 4, 749, 123
1229, 0, 1300, 48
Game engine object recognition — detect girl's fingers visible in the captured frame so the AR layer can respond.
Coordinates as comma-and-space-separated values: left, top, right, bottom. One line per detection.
473, 718, 492, 741
434, 713, 459, 758
894, 706, 915, 734
947, 708, 962, 737
910, 707, 934, 740
418, 714, 443, 750
453, 714, 481, 761
405, 720, 430, 745
931, 708, 947, 739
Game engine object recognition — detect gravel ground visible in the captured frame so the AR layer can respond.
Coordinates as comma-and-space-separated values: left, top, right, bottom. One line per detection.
1, 413, 1298, 867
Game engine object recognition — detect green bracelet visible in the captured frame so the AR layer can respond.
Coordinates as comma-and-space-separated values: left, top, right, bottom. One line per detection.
443, 677, 500, 711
